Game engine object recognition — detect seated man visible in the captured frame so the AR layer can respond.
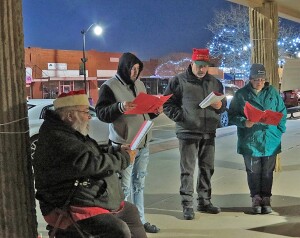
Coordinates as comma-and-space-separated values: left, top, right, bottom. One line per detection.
33, 90, 147, 238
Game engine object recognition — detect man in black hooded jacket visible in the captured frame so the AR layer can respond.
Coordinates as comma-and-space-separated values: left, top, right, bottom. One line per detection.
96, 52, 161, 233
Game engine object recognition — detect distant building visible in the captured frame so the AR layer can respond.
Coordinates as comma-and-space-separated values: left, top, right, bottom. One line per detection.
25, 47, 235, 102
25, 47, 122, 104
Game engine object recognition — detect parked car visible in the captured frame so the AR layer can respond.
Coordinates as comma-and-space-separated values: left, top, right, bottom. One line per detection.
280, 59, 300, 108
280, 89, 300, 108
27, 99, 109, 159
220, 83, 240, 127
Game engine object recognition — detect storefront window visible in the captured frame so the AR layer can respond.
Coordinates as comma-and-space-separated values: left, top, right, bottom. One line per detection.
42, 81, 59, 99
42, 80, 88, 99
59, 81, 73, 93
140, 77, 170, 95
74, 81, 86, 91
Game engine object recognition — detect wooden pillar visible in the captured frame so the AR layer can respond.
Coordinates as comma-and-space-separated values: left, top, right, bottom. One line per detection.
0, 0, 37, 237
249, 0, 280, 89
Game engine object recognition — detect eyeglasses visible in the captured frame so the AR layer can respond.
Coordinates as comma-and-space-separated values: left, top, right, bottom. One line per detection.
252, 78, 266, 82
72, 110, 91, 116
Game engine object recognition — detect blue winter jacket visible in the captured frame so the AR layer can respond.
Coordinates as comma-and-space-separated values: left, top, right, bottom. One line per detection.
228, 83, 287, 157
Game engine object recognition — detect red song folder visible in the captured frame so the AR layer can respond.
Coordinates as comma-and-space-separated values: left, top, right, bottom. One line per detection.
124, 92, 172, 114
244, 102, 283, 125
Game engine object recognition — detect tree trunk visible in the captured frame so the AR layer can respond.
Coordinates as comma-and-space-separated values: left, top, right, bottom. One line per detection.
0, 0, 37, 237
249, 0, 280, 89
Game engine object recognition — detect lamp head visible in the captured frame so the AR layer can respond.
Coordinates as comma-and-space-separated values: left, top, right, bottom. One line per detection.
93, 25, 103, 36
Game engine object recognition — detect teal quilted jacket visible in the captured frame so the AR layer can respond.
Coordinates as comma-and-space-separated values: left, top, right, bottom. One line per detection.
228, 83, 287, 157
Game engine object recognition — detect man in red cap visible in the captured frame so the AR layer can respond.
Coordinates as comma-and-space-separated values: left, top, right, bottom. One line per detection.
163, 48, 227, 220
33, 90, 147, 237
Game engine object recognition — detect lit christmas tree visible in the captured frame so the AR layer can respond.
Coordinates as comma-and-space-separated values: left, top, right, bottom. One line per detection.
207, 5, 300, 73
154, 5, 300, 79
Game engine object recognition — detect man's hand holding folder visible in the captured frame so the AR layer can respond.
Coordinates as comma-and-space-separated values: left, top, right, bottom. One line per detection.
199, 91, 225, 109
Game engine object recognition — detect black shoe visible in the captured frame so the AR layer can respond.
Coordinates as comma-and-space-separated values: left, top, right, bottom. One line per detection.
252, 205, 262, 214
261, 206, 272, 214
252, 195, 262, 214
197, 203, 221, 214
144, 222, 160, 233
261, 197, 272, 214
183, 207, 195, 220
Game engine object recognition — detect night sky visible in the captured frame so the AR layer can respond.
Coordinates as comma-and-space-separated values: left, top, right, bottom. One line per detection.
22, 0, 232, 60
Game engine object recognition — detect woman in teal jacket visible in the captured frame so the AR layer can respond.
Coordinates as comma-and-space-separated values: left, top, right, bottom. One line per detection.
228, 64, 287, 215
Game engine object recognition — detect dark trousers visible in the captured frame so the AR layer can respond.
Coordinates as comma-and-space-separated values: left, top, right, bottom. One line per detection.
179, 138, 215, 208
54, 202, 147, 238
243, 155, 276, 198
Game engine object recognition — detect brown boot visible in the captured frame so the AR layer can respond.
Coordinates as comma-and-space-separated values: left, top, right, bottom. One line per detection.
261, 197, 272, 214
252, 195, 262, 214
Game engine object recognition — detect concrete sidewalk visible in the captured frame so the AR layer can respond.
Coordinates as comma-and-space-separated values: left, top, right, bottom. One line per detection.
145, 118, 300, 238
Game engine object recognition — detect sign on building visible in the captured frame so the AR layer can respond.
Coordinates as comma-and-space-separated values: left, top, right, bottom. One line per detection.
48, 63, 67, 70
26, 67, 32, 84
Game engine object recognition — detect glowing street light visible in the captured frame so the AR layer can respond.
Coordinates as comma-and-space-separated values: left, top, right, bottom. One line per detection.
81, 23, 103, 94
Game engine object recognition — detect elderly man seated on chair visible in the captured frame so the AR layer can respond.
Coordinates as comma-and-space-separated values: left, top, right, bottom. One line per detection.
33, 90, 147, 238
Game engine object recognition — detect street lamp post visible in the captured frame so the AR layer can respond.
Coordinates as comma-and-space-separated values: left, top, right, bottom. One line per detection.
81, 23, 103, 94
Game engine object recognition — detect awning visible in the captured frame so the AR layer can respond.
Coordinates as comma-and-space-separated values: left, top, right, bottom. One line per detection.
32, 77, 97, 82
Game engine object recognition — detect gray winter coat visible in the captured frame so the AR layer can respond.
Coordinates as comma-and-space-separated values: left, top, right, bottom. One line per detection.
163, 65, 226, 139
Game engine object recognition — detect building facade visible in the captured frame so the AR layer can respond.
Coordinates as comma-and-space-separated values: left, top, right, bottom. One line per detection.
25, 47, 123, 104
25, 47, 235, 104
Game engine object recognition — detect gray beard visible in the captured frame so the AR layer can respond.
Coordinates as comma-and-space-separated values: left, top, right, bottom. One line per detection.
72, 120, 89, 136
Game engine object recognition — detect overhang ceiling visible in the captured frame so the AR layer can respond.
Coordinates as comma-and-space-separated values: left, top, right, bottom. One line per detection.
226, 0, 300, 23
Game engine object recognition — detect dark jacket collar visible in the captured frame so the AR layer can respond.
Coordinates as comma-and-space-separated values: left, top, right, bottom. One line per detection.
186, 64, 209, 84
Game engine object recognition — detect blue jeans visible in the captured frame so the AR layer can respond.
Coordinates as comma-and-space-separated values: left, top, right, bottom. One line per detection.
121, 146, 150, 225
243, 155, 276, 198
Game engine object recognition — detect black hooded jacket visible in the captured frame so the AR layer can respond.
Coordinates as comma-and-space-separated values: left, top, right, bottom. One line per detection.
95, 52, 145, 123
117, 52, 143, 90
95, 52, 157, 146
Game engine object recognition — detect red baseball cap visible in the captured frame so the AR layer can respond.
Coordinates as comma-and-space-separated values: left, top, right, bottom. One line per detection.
192, 48, 210, 66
